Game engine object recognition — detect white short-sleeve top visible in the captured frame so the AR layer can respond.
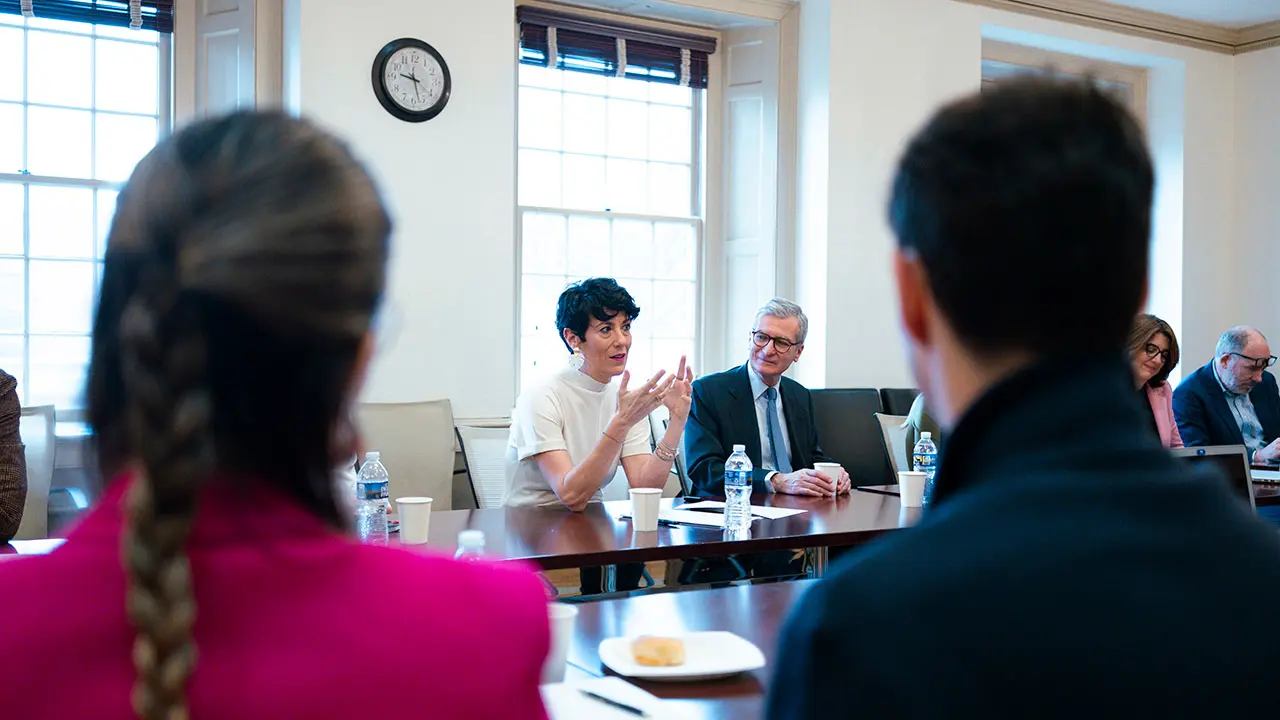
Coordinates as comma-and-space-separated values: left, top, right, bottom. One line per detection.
503, 367, 651, 508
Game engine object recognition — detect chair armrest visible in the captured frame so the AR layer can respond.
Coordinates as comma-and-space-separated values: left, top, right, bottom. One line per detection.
49, 486, 90, 510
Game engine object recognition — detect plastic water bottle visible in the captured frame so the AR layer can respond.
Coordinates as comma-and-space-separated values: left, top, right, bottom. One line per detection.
724, 444, 753, 532
455, 529, 486, 560
913, 432, 939, 507
356, 451, 390, 545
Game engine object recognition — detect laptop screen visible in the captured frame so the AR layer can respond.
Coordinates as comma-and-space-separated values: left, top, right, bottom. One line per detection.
1172, 446, 1256, 510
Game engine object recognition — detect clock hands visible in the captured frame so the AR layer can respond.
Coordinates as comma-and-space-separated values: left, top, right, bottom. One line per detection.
400, 71, 423, 102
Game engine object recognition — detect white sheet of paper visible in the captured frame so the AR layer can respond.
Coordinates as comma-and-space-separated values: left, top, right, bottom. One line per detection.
1252, 469, 1280, 483
617, 508, 758, 527
678, 500, 808, 520
541, 676, 691, 719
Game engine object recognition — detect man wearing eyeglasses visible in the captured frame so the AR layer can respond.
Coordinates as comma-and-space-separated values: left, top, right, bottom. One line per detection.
1173, 326, 1280, 463
684, 298, 851, 497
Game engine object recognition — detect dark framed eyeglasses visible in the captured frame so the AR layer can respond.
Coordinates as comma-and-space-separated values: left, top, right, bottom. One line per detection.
1143, 343, 1171, 363
751, 330, 799, 353
1229, 352, 1279, 370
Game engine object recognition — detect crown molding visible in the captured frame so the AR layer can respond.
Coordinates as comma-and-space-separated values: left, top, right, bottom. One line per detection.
953, 0, 1280, 55
1236, 19, 1280, 54
702, 0, 797, 22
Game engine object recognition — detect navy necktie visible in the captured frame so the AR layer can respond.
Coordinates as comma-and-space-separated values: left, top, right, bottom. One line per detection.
765, 386, 792, 473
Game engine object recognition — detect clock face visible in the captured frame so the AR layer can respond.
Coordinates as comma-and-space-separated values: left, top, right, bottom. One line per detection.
372, 39, 451, 122
383, 47, 446, 113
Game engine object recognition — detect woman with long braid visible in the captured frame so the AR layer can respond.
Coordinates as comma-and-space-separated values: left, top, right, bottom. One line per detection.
0, 113, 549, 719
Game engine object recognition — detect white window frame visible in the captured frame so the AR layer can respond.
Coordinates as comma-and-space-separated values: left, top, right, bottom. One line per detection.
0, 16, 173, 417
982, 40, 1148, 125
514, 56, 712, 395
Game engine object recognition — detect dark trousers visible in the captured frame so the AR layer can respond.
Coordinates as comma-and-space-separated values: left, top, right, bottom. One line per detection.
579, 562, 646, 595
675, 550, 805, 585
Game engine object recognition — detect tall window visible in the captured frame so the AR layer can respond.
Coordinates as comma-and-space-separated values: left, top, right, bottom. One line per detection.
0, 12, 168, 410
516, 9, 713, 392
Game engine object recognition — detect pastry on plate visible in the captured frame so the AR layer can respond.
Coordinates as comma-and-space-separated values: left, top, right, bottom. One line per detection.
631, 635, 686, 667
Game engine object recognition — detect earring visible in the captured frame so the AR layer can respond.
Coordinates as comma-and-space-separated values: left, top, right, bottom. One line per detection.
568, 346, 584, 370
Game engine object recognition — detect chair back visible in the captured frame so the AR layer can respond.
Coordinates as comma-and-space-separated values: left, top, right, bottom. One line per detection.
456, 424, 512, 509
357, 400, 455, 509
648, 410, 689, 497
810, 388, 892, 486
874, 413, 911, 476
16, 406, 56, 539
880, 388, 921, 417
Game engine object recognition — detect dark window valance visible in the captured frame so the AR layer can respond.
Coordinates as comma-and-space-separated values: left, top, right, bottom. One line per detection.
517, 6, 716, 89
0, 1, 174, 34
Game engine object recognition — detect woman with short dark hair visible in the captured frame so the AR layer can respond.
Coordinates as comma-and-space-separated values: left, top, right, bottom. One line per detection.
505, 277, 693, 511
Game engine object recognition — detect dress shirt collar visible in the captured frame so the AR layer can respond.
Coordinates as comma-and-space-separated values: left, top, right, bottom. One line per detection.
1213, 360, 1241, 398
747, 363, 779, 401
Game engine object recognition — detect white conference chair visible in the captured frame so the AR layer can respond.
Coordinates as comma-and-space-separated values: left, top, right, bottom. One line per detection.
357, 400, 456, 510
874, 413, 911, 476
456, 424, 512, 509
16, 405, 56, 540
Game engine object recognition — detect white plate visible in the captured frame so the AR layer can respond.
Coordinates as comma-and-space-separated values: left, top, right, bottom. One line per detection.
598, 631, 766, 682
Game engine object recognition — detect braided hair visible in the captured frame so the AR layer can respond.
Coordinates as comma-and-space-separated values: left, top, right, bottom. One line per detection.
86, 112, 390, 719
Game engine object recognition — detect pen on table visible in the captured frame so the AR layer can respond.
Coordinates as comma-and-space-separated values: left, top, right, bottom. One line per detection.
657, 518, 691, 528
579, 688, 650, 717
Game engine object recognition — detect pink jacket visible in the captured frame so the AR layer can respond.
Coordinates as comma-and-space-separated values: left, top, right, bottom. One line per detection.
1146, 382, 1184, 449
0, 476, 549, 719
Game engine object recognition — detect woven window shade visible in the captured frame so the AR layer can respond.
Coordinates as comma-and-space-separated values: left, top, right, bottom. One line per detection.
518, 6, 715, 89
0, 0, 175, 33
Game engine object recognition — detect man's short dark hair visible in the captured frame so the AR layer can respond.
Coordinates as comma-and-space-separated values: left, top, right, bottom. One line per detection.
555, 277, 641, 352
888, 74, 1154, 356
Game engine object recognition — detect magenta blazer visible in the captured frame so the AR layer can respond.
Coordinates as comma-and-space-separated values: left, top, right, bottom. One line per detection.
1146, 382, 1184, 448
0, 476, 550, 719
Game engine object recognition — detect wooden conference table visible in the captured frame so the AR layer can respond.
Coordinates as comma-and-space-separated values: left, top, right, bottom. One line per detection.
566, 580, 813, 720
409, 492, 912, 582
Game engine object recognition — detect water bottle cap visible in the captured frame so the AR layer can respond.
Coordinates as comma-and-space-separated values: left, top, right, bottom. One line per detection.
921, 432, 932, 440
458, 529, 485, 547
365, 451, 380, 462
732, 444, 746, 452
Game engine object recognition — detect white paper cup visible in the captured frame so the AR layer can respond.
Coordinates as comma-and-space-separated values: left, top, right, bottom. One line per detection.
541, 603, 579, 684
395, 497, 433, 545
898, 471, 927, 508
814, 462, 843, 497
630, 488, 663, 532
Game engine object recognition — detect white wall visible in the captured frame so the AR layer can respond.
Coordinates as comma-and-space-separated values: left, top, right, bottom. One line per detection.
795, 0, 978, 390
794, 0, 1245, 389
790, 0, 830, 388
286, 0, 517, 420
1234, 46, 1280, 349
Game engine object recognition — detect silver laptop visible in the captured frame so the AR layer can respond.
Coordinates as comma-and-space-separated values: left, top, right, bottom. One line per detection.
1171, 445, 1257, 511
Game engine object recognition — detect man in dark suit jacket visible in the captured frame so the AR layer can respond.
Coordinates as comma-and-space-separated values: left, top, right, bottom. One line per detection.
1173, 325, 1280, 463
685, 298, 849, 498
769, 77, 1280, 719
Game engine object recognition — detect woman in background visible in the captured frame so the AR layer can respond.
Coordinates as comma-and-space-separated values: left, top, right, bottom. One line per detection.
0, 113, 548, 719
1129, 313, 1183, 448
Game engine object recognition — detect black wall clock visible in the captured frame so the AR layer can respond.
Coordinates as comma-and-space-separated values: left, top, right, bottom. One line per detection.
371, 38, 451, 122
